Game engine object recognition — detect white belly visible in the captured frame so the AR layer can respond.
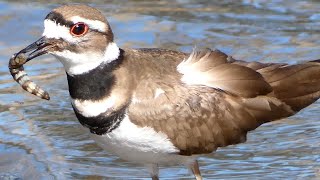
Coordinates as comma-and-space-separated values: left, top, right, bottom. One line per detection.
89, 115, 194, 165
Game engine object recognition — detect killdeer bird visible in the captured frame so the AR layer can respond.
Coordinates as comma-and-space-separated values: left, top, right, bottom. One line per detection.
12, 4, 320, 180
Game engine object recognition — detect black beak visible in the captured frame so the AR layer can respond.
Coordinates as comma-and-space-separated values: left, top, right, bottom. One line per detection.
15, 36, 51, 62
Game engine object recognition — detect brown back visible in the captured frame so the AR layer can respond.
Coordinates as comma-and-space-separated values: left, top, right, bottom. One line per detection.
126, 48, 320, 155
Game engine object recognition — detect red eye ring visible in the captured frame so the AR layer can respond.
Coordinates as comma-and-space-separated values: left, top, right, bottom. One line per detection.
70, 22, 88, 37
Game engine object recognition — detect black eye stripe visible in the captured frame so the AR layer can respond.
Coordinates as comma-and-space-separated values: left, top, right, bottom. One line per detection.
45, 12, 107, 35
45, 12, 73, 27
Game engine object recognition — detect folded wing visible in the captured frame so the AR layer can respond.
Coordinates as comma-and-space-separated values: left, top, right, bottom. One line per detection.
128, 49, 320, 155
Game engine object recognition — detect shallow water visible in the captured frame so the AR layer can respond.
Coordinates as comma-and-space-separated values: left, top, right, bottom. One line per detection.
0, 0, 320, 179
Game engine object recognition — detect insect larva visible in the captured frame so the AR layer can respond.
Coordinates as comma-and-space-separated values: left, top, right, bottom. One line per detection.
9, 53, 50, 100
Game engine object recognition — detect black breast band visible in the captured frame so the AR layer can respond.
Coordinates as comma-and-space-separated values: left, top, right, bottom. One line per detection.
72, 105, 127, 135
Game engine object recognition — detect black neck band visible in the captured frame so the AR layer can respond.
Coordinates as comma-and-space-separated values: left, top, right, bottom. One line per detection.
67, 49, 126, 135
67, 49, 124, 100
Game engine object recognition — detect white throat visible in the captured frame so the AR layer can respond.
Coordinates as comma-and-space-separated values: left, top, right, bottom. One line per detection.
52, 42, 120, 75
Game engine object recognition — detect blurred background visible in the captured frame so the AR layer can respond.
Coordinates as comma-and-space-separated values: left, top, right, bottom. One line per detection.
0, 0, 320, 179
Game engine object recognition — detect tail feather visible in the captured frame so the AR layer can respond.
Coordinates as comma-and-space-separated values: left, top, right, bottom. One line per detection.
232, 59, 320, 112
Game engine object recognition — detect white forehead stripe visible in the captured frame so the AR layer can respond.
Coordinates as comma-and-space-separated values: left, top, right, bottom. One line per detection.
70, 16, 107, 32
42, 17, 106, 42
42, 19, 74, 42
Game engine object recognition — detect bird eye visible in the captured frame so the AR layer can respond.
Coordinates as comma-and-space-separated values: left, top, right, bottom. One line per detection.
70, 22, 88, 36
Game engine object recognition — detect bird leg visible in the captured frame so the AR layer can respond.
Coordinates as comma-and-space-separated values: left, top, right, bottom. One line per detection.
189, 160, 202, 180
146, 163, 159, 180
152, 175, 159, 180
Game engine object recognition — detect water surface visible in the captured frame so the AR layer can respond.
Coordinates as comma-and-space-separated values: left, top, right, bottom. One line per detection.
0, 0, 320, 179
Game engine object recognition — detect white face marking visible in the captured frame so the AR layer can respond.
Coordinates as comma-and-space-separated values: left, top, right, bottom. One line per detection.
42, 19, 75, 43
154, 88, 165, 99
53, 42, 120, 75
70, 16, 107, 32
42, 18, 119, 75
42, 17, 106, 42
71, 95, 116, 117
91, 115, 179, 164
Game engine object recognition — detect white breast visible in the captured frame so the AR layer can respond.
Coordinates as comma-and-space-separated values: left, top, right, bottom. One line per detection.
90, 115, 191, 165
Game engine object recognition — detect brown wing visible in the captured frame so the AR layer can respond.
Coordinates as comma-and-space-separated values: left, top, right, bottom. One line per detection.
127, 49, 320, 155
231, 58, 320, 112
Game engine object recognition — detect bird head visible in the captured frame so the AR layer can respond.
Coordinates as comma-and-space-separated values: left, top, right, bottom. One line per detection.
15, 4, 120, 75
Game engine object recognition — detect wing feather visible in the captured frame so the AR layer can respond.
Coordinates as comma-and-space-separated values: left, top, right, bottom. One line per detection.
127, 48, 320, 155
177, 49, 272, 98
